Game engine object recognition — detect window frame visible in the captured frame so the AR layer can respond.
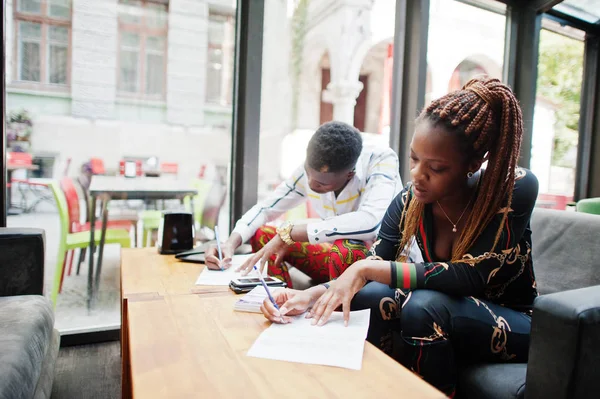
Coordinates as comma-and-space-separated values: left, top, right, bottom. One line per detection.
206, 10, 235, 106
12, 0, 72, 92
117, 0, 169, 101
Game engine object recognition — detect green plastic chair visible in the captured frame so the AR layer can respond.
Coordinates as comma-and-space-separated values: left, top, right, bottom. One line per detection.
47, 181, 132, 307
139, 179, 214, 247
576, 198, 600, 215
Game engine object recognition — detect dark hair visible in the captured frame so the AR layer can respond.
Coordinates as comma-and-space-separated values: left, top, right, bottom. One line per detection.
306, 121, 363, 173
398, 77, 523, 261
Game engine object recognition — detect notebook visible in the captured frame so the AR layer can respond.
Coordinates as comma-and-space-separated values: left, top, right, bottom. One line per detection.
234, 285, 280, 313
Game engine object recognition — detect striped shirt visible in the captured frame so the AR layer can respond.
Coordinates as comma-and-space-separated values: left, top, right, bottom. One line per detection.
232, 146, 402, 245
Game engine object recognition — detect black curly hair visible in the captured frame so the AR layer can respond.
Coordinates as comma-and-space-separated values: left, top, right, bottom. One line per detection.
306, 121, 363, 173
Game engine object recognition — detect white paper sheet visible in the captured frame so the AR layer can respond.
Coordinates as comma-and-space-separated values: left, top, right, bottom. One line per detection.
194, 254, 256, 286
247, 309, 371, 370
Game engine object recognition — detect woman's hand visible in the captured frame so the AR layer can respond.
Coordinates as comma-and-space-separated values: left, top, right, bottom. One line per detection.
260, 286, 325, 324
308, 261, 368, 327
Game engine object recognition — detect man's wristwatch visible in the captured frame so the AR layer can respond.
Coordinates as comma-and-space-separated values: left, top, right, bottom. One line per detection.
276, 221, 295, 246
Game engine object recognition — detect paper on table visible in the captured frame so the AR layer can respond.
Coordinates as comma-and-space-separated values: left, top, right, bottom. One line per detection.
247, 309, 371, 370
195, 254, 260, 286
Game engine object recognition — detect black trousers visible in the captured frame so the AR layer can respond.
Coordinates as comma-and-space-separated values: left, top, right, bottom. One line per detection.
351, 282, 532, 396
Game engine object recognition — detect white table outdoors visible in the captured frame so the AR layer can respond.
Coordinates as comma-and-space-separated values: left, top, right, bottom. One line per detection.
87, 175, 198, 310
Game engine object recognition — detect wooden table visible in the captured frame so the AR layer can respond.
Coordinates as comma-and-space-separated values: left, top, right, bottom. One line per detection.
87, 176, 198, 309
121, 249, 445, 399
121, 247, 230, 298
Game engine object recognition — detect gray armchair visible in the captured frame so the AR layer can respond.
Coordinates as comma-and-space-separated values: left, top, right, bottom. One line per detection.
459, 209, 600, 399
0, 228, 60, 399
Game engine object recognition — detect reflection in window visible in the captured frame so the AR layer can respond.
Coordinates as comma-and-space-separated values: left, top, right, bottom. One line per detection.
426, 0, 505, 100
531, 28, 584, 205
15, 0, 71, 85
117, 0, 168, 98
448, 60, 487, 92
206, 12, 234, 106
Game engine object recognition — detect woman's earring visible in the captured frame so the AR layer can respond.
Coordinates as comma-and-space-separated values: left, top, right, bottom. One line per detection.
467, 171, 474, 178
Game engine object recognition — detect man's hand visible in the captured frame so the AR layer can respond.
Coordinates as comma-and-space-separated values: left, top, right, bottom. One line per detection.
204, 242, 235, 270
236, 234, 290, 275
204, 233, 242, 270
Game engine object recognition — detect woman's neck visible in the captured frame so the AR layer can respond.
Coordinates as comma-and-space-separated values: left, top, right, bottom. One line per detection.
436, 177, 479, 218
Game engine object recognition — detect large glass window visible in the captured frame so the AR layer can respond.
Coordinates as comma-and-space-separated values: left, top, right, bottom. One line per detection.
5, 0, 236, 335
426, 0, 506, 102
257, 0, 396, 218
117, 0, 168, 99
531, 24, 585, 208
14, 0, 71, 86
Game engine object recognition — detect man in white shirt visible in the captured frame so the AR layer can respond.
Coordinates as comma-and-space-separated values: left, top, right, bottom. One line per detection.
205, 121, 402, 287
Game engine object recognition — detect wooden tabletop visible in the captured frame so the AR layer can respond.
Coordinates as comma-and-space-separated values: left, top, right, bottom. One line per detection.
127, 294, 445, 399
121, 247, 230, 299
90, 175, 197, 199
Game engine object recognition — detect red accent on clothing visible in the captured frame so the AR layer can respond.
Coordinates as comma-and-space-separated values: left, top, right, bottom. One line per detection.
420, 219, 433, 262
250, 226, 368, 288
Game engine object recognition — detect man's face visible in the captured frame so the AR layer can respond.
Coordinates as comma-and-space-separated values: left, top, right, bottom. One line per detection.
305, 163, 354, 194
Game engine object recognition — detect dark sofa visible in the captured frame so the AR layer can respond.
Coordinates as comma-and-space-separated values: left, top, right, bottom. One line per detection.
459, 208, 600, 399
0, 229, 60, 399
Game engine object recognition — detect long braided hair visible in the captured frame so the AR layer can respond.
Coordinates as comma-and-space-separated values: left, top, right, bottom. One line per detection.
397, 77, 523, 262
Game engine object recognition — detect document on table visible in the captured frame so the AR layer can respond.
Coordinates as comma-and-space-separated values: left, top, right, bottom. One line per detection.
247, 309, 371, 370
195, 254, 260, 286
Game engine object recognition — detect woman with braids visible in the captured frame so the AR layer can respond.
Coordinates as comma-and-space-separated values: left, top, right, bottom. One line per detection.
260, 77, 538, 396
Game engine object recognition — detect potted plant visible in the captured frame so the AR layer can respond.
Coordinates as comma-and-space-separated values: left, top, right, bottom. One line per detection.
6, 109, 33, 153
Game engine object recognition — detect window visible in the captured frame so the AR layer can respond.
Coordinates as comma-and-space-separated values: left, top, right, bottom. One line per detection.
531, 26, 585, 207
14, 0, 71, 86
206, 12, 234, 106
117, 0, 168, 99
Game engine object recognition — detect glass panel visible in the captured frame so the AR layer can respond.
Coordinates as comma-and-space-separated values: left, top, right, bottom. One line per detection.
206, 48, 223, 103
7, 0, 235, 338
553, 0, 600, 24
118, 0, 143, 25
19, 22, 42, 82
145, 53, 164, 95
146, 36, 164, 52
48, 43, 68, 84
20, 21, 42, 40
426, 0, 506, 102
256, 0, 397, 243
6, 0, 236, 339
18, 0, 42, 14
49, 25, 69, 43
531, 28, 585, 209
49, 0, 71, 19
145, 2, 168, 28
206, 13, 233, 105
121, 31, 140, 48
119, 50, 139, 92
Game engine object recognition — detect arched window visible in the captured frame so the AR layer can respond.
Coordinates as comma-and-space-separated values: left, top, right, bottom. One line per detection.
448, 59, 488, 92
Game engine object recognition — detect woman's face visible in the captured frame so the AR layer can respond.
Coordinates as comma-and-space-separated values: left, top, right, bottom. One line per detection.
409, 120, 478, 204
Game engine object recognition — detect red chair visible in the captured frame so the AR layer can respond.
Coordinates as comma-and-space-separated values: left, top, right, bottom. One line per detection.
90, 158, 105, 175
59, 177, 136, 280
160, 162, 179, 175
7, 152, 33, 166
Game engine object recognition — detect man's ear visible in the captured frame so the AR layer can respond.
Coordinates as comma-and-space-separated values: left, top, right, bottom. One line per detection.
347, 170, 356, 180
